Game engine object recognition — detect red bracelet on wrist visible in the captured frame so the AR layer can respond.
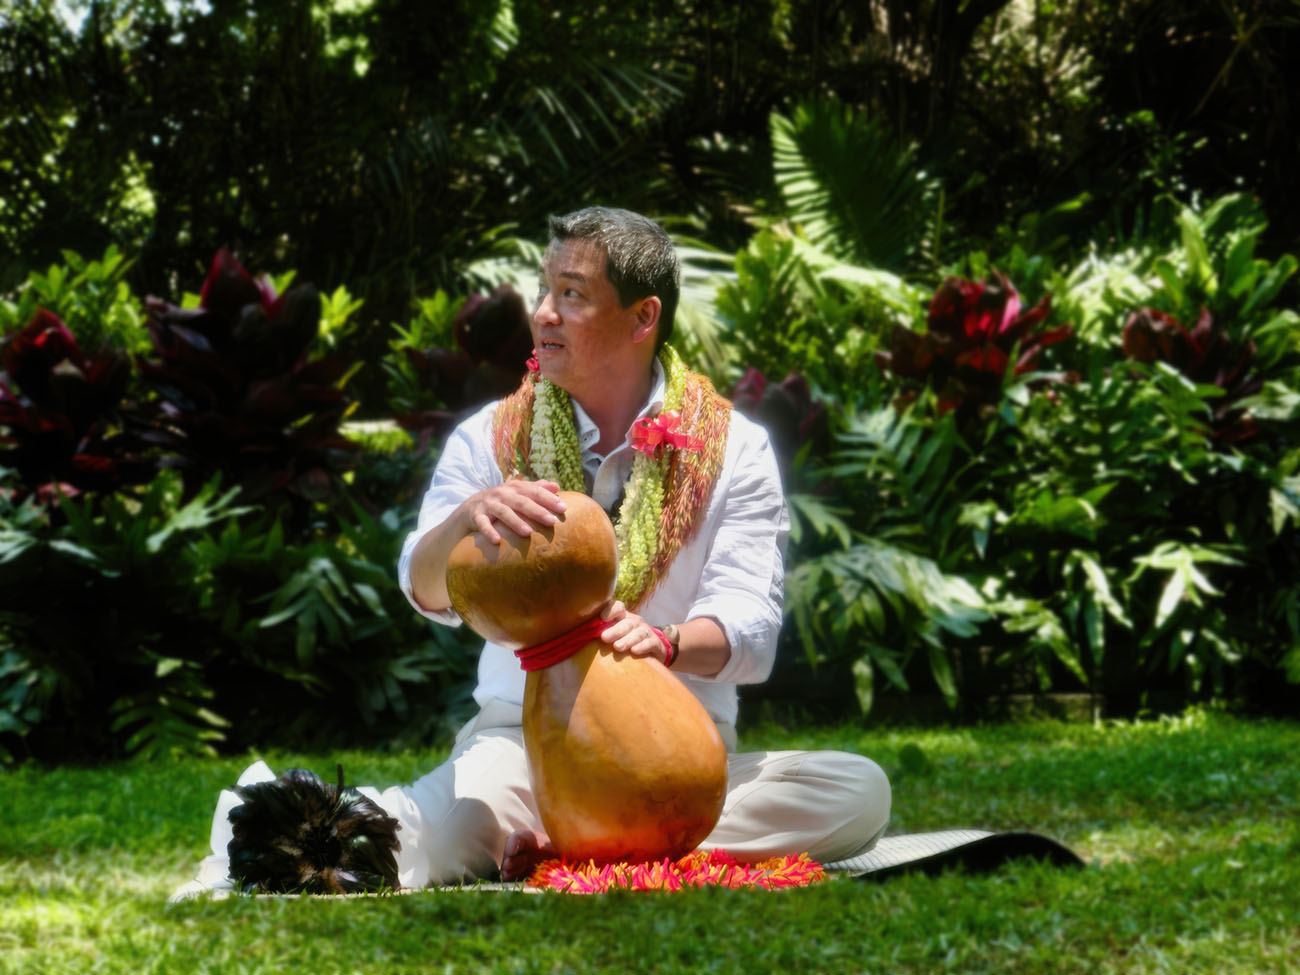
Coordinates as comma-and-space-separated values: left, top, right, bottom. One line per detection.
652, 626, 675, 668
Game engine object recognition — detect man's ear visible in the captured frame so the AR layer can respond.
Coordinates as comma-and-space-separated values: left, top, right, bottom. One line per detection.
630, 296, 662, 345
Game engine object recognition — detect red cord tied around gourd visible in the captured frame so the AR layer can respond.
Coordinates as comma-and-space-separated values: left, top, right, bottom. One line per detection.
514, 617, 675, 671
514, 617, 609, 671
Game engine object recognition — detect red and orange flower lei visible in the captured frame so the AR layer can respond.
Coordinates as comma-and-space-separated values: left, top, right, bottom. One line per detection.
528, 849, 826, 893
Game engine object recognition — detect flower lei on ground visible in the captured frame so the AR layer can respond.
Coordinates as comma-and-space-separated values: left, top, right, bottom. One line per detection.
527, 849, 826, 893
492, 345, 730, 608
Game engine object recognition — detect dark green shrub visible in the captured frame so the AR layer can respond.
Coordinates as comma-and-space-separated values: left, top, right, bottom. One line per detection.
0, 465, 478, 762
782, 195, 1300, 718
0, 246, 150, 357
0, 250, 481, 762
714, 228, 917, 411
0, 473, 246, 761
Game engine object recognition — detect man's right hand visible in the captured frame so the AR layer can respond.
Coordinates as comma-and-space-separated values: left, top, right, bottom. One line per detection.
460, 479, 567, 545
408, 479, 567, 612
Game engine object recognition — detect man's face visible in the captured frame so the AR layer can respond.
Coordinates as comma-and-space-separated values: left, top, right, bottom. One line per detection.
531, 238, 649, 398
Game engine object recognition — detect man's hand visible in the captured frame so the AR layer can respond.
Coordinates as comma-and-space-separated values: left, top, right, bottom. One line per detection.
461, 479, 567, 545
409, 479, 566, 612
599, 600, 671, 665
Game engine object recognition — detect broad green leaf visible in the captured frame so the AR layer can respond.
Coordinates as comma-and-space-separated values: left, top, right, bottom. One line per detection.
770, 98, 933, 269
851, 656, 874, 715
1050, 637, 1088, 685
1015, 492, 1099, 540
351, 582, 384, 616
1239, 379, 1300, 423
155, 658, 184, 678
1177, 205, 1215, 294
787, 493, 852, 548
1241, 252, 1297, 316
869, 646, 909, 691
1155, 572, 1186, 629
145, 480, 246, 553
1071, 551, 1131, 627
927, 642, 957, 707
958, 501, 999, 560
1083, 598, 1104, 666
0, 531, 38, 564
1152, 257, 1185, 308
1221, 233, 1258, 298
1271, 477, 1300, 534
47, 539, 104, 564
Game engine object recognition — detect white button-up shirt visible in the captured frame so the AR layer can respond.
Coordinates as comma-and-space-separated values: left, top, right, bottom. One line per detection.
397, 362, 789, 726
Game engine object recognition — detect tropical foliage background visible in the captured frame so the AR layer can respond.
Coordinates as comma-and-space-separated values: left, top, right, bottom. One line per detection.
2, 0, 1298, 762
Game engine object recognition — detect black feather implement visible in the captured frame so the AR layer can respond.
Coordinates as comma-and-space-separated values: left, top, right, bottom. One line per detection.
227, 765, 401, 894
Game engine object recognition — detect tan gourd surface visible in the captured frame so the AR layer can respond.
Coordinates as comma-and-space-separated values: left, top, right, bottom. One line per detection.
445, 491, 616, 650
524, 643, 728, 862
445, 487, 728, 862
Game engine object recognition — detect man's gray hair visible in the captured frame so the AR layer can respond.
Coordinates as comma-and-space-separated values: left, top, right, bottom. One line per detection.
547, 207, 680, 352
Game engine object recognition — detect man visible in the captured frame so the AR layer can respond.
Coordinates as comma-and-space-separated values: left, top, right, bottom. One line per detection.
390, 206, 890, 885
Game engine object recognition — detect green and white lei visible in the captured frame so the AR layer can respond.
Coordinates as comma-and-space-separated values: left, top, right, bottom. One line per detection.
494, 346, 729, 609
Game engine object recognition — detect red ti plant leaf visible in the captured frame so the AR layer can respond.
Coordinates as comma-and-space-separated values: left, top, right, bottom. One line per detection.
730, 366, 767, 413
454, 284, 533, 369
0, 309, 152, 500
138, 248, 355, 513
200, 247, 279, 323
1122, 307, 1261, 441
3, 309, 87, 401
396, 285, 533, 447
876, 272, 1072, 419
730, 367, 829, 476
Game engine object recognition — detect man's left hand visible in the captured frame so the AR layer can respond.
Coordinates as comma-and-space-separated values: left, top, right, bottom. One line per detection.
599, 600, 671, 666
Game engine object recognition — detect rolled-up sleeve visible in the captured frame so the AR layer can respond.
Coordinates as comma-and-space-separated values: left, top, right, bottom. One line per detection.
688, 418, 789, 685
397, 404, 503, 624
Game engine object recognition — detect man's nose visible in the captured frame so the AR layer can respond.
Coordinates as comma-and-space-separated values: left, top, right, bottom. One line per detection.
533, 292, 560, 326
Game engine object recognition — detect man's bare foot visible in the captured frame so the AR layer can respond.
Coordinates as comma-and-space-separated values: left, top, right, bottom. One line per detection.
500, 829, 556, 881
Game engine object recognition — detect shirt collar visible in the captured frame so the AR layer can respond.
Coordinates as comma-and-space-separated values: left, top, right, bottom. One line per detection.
570, 357, 666, 453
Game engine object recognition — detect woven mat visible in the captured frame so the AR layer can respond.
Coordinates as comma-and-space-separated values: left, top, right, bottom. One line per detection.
172, 830, 1083, 899
824, 829, 1084, 879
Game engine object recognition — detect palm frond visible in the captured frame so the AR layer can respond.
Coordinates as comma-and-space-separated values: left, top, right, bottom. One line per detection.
671, 236, 736, 380
462, 230, 546, 296
771, 98, 937, 271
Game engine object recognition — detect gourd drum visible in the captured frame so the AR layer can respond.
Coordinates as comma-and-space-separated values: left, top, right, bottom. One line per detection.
446, 491, 728, 862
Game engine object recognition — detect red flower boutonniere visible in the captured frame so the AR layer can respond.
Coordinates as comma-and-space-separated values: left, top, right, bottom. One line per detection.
630, 410, 703, 461
526, 349, 540, 373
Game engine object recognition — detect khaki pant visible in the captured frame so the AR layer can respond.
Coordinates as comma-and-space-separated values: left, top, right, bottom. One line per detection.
377, 699, 892, 887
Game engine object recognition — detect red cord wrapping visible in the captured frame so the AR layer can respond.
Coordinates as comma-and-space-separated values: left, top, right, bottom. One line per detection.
513, 617, 675, 671
514, 617, 611, 671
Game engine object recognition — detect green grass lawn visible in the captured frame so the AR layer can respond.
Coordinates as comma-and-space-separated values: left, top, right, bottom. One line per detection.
3, 708, 1298, 974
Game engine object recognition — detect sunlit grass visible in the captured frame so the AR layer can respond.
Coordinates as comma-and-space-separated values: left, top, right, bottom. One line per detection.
3, 709, 1298, 974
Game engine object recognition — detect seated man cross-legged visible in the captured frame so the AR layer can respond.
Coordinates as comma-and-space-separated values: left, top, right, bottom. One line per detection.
391, 205, 890, 885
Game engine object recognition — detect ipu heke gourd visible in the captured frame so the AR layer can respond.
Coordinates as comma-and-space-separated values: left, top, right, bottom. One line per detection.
445, 490, 728, 862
